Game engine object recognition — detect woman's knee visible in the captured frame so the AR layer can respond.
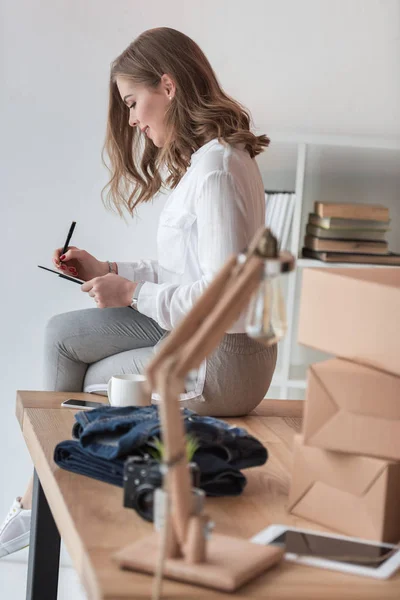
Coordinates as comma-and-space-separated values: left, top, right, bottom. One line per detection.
46, 312, 67, 339
44, 311, 81, 356
43, 311, 89, 392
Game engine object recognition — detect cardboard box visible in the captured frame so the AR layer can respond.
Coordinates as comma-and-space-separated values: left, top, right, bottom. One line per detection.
303, 358, 400, 460
298, 267, 400, 378
288, 435, 400, 543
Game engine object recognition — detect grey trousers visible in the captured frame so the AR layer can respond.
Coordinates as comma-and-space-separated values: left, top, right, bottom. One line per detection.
44, 307, 277, 417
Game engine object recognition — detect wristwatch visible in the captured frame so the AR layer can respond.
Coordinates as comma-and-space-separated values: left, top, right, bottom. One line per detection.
130, 281, 145, 311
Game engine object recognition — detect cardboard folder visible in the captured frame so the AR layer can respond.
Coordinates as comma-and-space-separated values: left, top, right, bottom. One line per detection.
288, 435, 400, 543
303, 358, 400, 461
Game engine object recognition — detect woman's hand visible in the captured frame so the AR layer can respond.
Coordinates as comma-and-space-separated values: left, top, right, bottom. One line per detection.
52, 246, 109, 281
81, 274, 136, 308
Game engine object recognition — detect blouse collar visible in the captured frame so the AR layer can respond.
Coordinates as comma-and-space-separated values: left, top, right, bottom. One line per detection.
189, 138, 220, 165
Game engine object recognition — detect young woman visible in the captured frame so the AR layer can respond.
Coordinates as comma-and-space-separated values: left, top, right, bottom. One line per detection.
0, 27, 276, 558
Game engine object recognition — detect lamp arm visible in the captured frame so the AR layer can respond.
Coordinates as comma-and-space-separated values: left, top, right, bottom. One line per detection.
154, 357, 192, 549
146, 254, 237, 393
147, 252, 265, 561
174, 254, 264, 378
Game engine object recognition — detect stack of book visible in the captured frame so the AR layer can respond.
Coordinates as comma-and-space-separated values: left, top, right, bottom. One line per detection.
302, 202, 400, 265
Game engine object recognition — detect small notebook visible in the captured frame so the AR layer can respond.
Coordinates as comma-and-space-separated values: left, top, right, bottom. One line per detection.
38, 265, 84, 284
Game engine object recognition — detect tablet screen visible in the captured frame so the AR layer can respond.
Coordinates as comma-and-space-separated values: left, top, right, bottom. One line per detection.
270, 530, 396, 568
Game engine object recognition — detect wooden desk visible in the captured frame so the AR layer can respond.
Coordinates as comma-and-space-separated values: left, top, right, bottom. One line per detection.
16, 391, 400, 599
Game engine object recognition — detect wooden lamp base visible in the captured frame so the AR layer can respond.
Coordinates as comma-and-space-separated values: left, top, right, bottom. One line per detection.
114, 531, 284, 592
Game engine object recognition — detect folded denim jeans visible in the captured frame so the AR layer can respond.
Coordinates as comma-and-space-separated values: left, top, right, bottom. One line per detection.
72, 405, 267, 468
54, 440, 124, 487
54, 442, 247, 496
54, 405, 267, 498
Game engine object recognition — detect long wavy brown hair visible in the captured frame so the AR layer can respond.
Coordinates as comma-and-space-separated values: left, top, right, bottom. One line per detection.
102, 27, 269, 216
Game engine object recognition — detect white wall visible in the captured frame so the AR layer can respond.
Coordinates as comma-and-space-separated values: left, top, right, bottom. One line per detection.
1, 0, 399, 518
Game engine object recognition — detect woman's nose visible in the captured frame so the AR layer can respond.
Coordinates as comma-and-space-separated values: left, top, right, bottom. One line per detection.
129, 115, 138, 128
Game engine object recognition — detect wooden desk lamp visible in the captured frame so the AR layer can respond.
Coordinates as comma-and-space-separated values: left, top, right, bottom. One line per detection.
114, 227, 295, 592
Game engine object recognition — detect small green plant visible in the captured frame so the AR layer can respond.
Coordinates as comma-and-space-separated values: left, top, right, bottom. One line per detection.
185, 434, 200, 462
146, 434, 199, 462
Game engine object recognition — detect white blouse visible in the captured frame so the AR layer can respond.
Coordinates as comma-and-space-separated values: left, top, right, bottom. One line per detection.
117, 138, 265, 401
118, 138, 265, 332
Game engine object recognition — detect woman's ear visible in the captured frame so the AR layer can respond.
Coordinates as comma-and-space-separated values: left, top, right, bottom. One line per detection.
160, 73, 176, 100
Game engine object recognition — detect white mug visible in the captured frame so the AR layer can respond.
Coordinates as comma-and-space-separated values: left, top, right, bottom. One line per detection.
107, 374, 151, 407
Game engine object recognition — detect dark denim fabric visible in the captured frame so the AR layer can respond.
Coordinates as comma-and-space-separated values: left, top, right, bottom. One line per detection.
54, 405, 267, 497
71, 405, 267, 468
54, 440, 124, 487
53, 443, 246, 496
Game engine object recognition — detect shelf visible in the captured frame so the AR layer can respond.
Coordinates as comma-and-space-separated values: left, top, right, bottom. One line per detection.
296, 258, 396, 269
257, 130, 400, 151
271, 376, 307, 390
266, 137, 400, 399
271, 364, 308, 390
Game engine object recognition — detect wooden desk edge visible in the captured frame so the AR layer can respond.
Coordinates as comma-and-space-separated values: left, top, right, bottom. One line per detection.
16, 392, 104, 599
15, 390, 109, 428
16, 391, 304, 425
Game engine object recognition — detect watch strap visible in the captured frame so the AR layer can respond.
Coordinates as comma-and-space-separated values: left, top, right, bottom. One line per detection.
130, 281, 145, 311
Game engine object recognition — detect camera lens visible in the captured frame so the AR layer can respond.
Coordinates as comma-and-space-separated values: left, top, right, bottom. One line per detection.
134, 484, 156, 522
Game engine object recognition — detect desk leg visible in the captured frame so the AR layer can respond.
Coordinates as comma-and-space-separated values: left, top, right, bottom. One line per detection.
26, 469, 61, 600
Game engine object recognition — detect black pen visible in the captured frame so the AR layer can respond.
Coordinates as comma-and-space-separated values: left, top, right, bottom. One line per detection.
61, 221, 76, 259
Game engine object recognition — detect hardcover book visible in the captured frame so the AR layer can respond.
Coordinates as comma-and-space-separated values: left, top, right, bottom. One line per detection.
314, 202, 389, 222
304, 235, 388, 254
302, 247, 400, 265
308, 214, 390, 231
306, 224, 387, 241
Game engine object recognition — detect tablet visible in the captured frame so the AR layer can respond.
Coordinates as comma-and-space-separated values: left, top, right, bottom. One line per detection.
38, 265, 84, 284
251, 524, 400, 579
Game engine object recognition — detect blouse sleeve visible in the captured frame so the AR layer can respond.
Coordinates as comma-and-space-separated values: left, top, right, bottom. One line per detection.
116, 259, 158, 283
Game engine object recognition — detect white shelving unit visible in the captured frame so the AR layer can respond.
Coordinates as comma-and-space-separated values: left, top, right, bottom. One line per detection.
267, 133, 400, 399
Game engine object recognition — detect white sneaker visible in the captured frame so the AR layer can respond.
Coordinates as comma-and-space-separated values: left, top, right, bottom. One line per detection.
0, 497, 31, 558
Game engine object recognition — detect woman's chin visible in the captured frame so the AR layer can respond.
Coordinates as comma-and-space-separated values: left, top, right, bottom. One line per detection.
152, 132, 169, 148
145, 135, 160, 148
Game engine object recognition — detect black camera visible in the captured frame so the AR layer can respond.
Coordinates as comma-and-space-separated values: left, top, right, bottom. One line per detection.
123, 454, 200, 522
123, 455, 162, 522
